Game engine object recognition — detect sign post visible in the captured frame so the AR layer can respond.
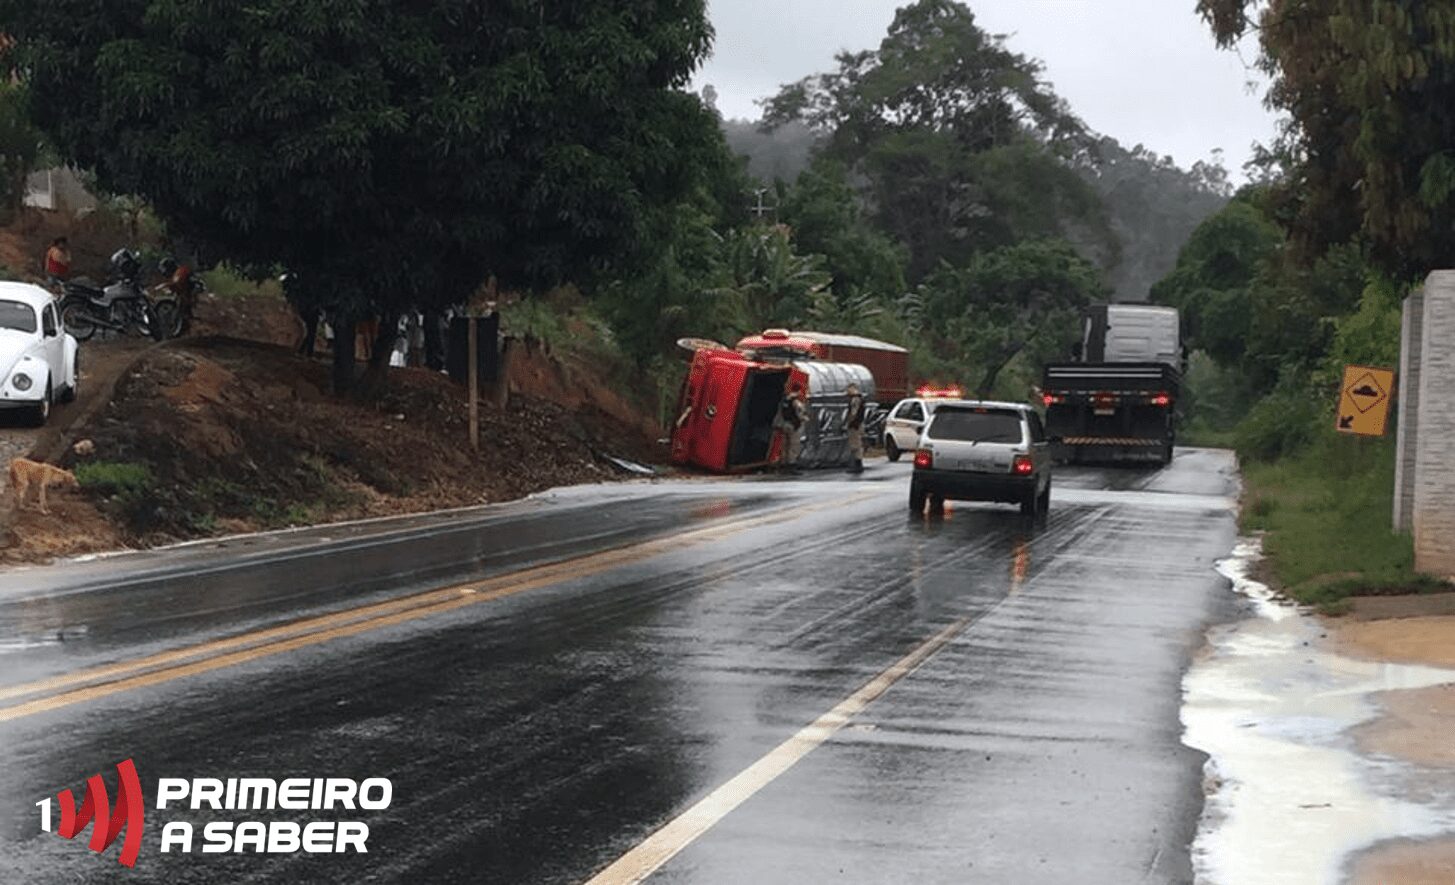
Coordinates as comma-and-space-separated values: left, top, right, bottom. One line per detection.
464, 283, 498, 454
467, 316, 479, 452
1335, 365, 1396, 437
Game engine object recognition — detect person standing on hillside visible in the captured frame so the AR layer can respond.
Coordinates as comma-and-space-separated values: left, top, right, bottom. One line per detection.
845, 382, 865, 474
44, 237, 71, 283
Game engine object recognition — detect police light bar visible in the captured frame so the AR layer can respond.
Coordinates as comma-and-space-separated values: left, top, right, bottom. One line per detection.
915, 385, 963, 399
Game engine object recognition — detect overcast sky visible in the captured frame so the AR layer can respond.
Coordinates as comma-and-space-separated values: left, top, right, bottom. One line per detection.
692, 0, 1282, 180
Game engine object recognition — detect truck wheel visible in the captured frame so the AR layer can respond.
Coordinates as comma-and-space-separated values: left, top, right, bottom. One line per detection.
885, 436, 901, 462
1159, 442, 1174, 466
909, 482, 927, 514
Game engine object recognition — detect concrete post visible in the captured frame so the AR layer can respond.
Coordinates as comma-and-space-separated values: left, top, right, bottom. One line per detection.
1413, 272, 1455, 577
1394, 288, 1424, 532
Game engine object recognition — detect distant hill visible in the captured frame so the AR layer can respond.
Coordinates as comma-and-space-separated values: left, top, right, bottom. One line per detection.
721, 118, 818, 185
1079, 140, 1231, 302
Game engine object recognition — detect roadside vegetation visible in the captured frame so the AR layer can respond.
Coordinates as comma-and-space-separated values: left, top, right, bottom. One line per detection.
0, 0, 1231, 410
1157, 1, 1455, 609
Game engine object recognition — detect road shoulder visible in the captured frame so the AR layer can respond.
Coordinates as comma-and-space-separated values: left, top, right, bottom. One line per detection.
1332, 596, 1455, 884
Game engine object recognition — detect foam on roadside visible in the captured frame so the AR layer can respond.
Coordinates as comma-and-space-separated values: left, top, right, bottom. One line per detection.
1181, 537, 1455, 885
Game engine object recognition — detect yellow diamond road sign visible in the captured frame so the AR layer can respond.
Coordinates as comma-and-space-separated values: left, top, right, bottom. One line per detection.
1336, 365, 1396, 437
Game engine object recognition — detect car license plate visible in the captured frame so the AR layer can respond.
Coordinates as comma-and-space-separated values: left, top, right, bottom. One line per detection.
947, 456, 1002, 472
1094, 408, 1116, 416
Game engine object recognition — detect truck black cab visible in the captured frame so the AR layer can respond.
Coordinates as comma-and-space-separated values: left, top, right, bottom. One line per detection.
1041, 304, 1182, 465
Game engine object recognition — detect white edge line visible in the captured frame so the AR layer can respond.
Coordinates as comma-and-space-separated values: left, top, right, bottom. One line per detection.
583, 615, 971, 885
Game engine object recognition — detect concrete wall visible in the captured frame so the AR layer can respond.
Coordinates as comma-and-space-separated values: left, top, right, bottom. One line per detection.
1406, 272, 1455, 577
1394, 288, 1424, 532
22, 167, 98, 216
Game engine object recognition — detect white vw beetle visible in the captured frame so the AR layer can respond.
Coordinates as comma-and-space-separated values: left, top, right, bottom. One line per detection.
0, 282, 79, 425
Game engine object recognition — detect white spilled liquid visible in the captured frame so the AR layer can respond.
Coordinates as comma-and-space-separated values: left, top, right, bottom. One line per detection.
1182, 538, 1455, 885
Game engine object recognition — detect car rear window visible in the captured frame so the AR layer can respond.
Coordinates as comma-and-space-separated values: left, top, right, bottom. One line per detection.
0, 300, 37, 333
929, 409, 1024, 443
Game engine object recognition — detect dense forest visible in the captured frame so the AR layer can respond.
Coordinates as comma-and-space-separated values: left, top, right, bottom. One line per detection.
1, 0, 1232, 407
610, 0, 1234, 401
1135, 0, 1455, 599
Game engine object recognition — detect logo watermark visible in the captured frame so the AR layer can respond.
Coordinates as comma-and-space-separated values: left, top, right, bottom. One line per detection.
38, 760, 392, 868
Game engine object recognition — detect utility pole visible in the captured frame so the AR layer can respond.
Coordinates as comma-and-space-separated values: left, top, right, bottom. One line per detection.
464, 282, 497, 454
749, 188, 775, 223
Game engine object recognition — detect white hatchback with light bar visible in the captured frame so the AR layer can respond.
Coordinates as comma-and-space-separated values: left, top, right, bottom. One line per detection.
881, 386, 964, 462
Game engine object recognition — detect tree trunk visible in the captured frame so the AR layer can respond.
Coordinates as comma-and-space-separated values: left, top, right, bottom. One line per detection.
297, 306, 321, 357
331, 315, 357, 395
358, 310, 400, 396
423, 310, 445, 370
976, 348, 1022, 400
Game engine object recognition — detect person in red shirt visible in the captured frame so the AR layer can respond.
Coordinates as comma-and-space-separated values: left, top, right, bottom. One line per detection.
44, 237, 71, 280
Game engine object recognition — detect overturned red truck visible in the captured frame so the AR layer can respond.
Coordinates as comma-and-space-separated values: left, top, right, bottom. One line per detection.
670, 330, 909, 472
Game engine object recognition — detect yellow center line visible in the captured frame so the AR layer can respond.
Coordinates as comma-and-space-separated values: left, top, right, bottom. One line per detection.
583, 614, 974, 885
0, 493, 880, 722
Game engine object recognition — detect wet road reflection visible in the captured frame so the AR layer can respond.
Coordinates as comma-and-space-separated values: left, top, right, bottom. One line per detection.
0, 452, 1240, 884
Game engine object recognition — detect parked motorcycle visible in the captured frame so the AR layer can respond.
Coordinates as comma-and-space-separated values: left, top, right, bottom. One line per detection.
58, 249, 164, 342
149, 257, 204, 340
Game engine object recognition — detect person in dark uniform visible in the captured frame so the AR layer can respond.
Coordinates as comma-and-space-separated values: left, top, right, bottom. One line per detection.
845, 382, 865, 473
775, 382, 807, 471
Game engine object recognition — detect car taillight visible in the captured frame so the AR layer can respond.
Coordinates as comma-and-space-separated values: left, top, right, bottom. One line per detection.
1150, 392, 1172, 407
1042, 393, 1066, 406
914, 449, 933, 469
1012, 455, 1034, 476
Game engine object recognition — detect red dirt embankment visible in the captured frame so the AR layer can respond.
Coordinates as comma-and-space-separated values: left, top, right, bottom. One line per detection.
1, 211, 670, 561
5, 336, 662, 558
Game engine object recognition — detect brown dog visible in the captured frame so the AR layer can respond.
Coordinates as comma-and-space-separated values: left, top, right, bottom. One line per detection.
9, 458, 79, 514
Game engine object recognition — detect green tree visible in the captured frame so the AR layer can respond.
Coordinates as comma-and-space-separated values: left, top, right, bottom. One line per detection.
1154, 189, 1367, 391
0, 82, 44, 218
1078, 138, 1231, 301
777, 158, 907, 300
1152, 195, 1283, 367
913, 239, 1106, 396
717, 225, 832, 329
762, 0, 1104, 281
1197, 0, 1455, 277
764, 0, 1080, 160
3, 1, 717, 392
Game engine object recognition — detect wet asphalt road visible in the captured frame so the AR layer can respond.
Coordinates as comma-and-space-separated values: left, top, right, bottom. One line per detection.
0, 449, 1241, 884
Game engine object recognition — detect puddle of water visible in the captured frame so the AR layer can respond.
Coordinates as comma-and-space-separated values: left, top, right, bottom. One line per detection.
0, 625, 88, 653
1182, 538, 1455, 885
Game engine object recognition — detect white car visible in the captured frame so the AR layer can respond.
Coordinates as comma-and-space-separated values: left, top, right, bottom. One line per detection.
909, 400, 1053, 518
0, 283, 79, 426
883, 396, 954, 462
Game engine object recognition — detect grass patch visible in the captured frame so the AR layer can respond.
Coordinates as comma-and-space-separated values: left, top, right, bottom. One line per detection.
1240, 434, 1449, 609
200, 264, 284, 300
74, 461, 155, 495
1178, 422, 1238, 449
